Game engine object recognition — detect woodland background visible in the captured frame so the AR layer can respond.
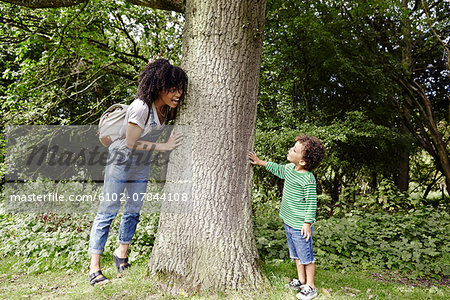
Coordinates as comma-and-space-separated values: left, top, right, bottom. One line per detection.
0, 0, 448, 299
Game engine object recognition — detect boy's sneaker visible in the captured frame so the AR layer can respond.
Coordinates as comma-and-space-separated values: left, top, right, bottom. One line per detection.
285, 278, 306, 291
296, 285, 317, 300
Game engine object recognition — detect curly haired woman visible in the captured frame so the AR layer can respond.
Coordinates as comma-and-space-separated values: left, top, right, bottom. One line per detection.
88, 59, 188, 286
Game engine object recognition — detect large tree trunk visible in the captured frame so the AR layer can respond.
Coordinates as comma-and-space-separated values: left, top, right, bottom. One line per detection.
148, 0, 268, 292
1, 0, 269, 292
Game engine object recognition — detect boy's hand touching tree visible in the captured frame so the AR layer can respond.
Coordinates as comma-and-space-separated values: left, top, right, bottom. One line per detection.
248, 151, 267, 167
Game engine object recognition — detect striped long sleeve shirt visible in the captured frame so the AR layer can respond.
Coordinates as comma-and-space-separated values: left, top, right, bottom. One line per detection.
266, 161, 317, 229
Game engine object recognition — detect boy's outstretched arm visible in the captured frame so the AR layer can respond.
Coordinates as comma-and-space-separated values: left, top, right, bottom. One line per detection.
250, 151, 286, 179
248, 151, 267, 167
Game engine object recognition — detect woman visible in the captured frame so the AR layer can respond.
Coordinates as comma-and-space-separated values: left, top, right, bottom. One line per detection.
88, 59, 188, 286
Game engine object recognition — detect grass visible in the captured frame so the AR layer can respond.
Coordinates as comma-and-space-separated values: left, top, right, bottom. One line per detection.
0, 256, 448, 299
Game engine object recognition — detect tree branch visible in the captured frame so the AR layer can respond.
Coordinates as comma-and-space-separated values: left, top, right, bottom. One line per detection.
0, 0, 87, 8
48, 1, 89, 62
1, 0, 184, 12
125, 0, 184, 13
0, 15, 54, 40
112, 12, 140, 59
85, 37, 148, 64
421, 0, 449, 70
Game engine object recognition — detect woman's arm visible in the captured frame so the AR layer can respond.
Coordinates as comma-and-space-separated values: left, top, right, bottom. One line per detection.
125, 122, 183, 151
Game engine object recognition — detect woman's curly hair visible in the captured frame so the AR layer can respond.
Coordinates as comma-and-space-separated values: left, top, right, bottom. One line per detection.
135, 59, 188, 122
296, 135, 325, 171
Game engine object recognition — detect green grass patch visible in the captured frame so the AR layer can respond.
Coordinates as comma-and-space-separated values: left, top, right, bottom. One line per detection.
0, 207, 448, 298
1, 257, 448, 299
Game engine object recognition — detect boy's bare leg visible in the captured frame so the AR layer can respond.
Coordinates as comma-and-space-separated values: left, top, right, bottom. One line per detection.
305, 262, 315, 289
295, 259, 306, 284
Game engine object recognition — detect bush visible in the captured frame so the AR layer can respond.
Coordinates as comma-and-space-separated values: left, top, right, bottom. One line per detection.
253, 202, 288, 260
317, 208, 449, 279
320, 178, 430, 217
0, 212, 159, 273
1, 205, 448, 280
253, 205, 449, 279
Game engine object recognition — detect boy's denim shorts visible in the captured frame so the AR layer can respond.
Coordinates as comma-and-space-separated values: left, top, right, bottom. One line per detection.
284, 223, 315, 265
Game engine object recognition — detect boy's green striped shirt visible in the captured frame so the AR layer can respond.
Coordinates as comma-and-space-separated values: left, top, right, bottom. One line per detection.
265, 161, 317, 229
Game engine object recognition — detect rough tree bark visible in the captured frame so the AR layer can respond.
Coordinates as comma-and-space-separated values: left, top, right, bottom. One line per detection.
0, 0, 269, 292
148, 0, 268, 292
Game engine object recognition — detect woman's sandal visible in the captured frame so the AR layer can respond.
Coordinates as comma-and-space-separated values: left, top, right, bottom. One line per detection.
113, 253, 131, 273
88, 270, 109, 286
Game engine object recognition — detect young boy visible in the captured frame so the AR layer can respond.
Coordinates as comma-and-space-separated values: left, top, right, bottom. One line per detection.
249, 135, 325, 300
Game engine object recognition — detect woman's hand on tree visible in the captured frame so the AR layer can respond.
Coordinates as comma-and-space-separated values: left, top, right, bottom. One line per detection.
164, 132, 183, 151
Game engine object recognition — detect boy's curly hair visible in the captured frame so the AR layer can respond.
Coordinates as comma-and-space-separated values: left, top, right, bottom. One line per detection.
296, 135, 325, 171
135, 59, 188, 122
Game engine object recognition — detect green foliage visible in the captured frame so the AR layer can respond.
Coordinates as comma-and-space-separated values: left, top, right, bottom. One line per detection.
252, 200, 287, 260
315, 208, 450, 279
253, 204, 449, 279
325, 178, 423, 217
253, 111, 413, 204
259, 0, 450, 197
0, 0, 183, 126
260, 0, 398, 127
0, 212, 159, 273
261, 0, 449, 124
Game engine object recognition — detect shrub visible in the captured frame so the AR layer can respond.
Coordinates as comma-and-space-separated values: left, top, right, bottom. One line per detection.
253, 202, 288, 260
253, 206, 449, 279
0, 212, 159, 273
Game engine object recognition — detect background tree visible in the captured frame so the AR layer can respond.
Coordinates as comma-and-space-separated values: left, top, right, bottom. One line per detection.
257, 0, 449, 200
394, 0, 450, 194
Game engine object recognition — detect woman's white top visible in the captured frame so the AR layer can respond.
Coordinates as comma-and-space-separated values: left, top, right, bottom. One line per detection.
109, 99, 165, 150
